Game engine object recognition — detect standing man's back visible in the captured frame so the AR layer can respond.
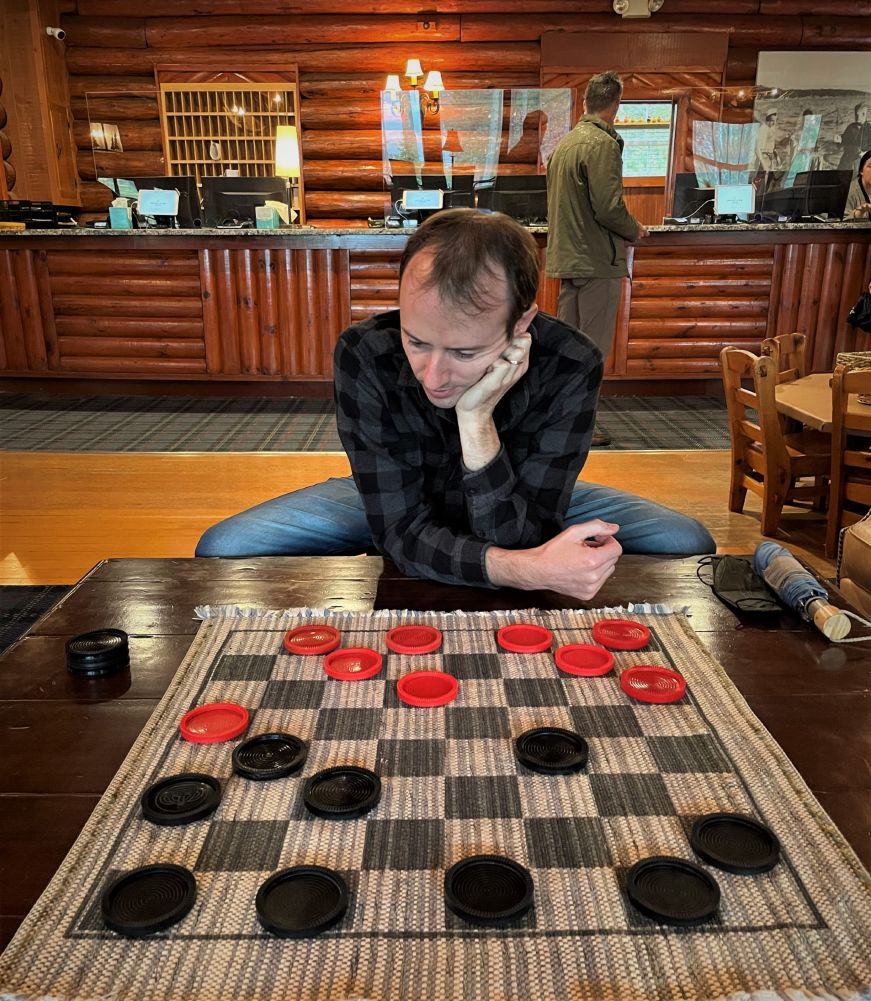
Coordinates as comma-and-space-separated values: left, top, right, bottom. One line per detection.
546, 70, 647, 446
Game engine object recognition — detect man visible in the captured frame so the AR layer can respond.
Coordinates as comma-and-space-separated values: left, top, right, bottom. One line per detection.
196, 209, 714, 602
755, 112, 780, 173
839, 103, 871, 172
546, 71, 648, 447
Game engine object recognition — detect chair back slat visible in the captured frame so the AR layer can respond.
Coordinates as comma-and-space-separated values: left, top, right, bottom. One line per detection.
827, 364, 871, 556
761, 332, 808, 383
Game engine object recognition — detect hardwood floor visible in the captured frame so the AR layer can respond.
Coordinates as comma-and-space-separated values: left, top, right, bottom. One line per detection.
0, 449, 834, 585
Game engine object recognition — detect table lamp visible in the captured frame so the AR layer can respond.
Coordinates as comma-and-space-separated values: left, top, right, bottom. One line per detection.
275, 125, 300, 221
442, 129, 464, 172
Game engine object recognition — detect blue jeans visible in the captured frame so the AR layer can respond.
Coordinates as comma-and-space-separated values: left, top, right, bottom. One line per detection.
195, 476, 715, 558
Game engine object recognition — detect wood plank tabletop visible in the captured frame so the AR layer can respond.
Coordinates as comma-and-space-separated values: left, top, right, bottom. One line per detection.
775, 371, 871, 432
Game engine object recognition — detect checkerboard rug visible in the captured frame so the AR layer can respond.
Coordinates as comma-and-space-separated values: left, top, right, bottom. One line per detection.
1, 607, 869, 1001
0, 393, 729, 452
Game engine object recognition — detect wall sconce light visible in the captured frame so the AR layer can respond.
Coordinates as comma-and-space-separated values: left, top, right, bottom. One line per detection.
420, 71, 444, 116
383, 61, 445, 118
612, 0, 663, 16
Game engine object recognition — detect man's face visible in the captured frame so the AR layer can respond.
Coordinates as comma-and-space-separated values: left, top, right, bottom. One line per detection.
398, 250, 519, 409
858, 106, 867, 123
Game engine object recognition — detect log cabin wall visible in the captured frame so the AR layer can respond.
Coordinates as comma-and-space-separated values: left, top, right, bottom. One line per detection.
59, 2, 871, 226
1, 2, 869, 393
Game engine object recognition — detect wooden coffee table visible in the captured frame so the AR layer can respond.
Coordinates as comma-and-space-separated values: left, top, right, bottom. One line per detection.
1, 554, 869, 951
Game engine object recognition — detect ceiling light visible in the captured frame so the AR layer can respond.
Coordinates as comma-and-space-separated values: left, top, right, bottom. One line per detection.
613, 0, 664, 16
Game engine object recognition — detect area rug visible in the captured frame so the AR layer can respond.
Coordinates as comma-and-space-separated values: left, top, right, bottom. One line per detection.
0, 585, 70, 657
0, 393, 730, 453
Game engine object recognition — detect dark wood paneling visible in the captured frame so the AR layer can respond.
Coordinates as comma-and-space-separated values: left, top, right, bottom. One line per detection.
198, 246, 351, 377
145, 15, 463, 47
2, 229, 869, 387
469, 14, 803, 46
43, 248, 206, 375
62, 9, 869, 225
65, 43, 541, 76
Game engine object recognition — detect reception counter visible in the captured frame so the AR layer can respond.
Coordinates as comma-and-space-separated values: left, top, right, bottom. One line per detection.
1, 223, 869, 393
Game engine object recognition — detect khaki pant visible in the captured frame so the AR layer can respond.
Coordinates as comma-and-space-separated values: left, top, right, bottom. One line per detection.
557, 276, 623, 361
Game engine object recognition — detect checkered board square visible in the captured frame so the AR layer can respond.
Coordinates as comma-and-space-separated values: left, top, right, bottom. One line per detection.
1, 608, 870, 1001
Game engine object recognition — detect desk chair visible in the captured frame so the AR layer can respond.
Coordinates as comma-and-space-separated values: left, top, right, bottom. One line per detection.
720, 347, 831, 537
826, 364, 871, 557
760, 332, 808, 383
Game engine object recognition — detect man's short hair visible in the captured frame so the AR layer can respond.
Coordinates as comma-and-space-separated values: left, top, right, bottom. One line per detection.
584, 71, 623, 115
398, 208, 539, 334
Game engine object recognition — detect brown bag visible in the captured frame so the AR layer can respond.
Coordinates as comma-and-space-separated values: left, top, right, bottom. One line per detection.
837, 510, 871, 618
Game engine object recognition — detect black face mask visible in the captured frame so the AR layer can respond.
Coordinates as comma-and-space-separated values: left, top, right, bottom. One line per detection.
697, 556, 782, 614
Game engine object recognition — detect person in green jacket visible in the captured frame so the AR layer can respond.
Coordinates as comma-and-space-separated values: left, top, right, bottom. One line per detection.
546, 70, 647, 446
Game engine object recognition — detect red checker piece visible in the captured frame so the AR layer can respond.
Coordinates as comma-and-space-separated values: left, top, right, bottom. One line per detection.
180, 702, 249, 744
555, 643, 614, 677
386, 625, 443, 655
324, 647, 383, 681
497, 623, 553, 653
620, 665, 686, 704
283, 624, 341, 656
592, 618, 650, 651
397, 670, 459, 707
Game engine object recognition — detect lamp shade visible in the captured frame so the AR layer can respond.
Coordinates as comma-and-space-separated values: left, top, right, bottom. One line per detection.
385, 74, 401, 93
405, 58, 423, 81
275, 125, 300, 178
423, 70, 444, 94
442, 129, 463, 154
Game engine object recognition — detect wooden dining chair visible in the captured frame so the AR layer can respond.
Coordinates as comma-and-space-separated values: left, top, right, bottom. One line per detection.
826, 364, 871, 557
760, 332, 808, 384
720, 346, 831, 537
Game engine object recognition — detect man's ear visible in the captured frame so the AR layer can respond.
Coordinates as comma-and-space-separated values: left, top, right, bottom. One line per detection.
513, 303, 539, 337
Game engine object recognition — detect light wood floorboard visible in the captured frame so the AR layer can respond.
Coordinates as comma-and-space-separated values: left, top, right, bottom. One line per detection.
0, 450, 834, 585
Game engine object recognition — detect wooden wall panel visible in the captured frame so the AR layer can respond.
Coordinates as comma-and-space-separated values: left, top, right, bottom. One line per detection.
624, 244, 774, 377
199, 247, 351, 377
60, 9, 870, 224
46, 248, 206, 375
1, 230, 868, 387
348, 247, 561, 326
0, 250, 58, 373
760, 237, 871, 370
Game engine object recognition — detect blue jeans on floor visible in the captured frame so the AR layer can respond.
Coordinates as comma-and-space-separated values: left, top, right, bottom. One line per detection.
195, 476, 715, 558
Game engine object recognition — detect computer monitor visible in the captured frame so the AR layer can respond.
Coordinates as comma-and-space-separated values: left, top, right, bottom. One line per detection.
758, 169, 852, 220
388, 174, 474, 219
475, 174, 548, 223
669, 172, 715, 220
127, 175, 201, 228
201, 176, 288, 227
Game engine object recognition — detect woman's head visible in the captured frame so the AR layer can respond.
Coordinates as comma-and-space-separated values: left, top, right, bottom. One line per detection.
858, 149, 871, 191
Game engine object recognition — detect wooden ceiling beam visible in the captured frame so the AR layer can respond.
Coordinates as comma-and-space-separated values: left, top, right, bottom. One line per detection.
65, 42, 540, 76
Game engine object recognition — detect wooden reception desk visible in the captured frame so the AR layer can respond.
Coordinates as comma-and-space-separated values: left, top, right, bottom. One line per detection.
1, 223, 869, 395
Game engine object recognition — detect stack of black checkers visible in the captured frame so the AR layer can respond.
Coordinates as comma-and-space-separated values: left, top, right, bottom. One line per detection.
66, 628, 129, 677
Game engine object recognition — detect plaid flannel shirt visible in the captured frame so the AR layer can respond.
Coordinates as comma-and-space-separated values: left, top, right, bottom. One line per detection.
334, 309, 602, 587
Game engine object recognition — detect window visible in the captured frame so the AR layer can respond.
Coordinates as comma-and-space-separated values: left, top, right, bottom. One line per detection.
614, 101, 674, 177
